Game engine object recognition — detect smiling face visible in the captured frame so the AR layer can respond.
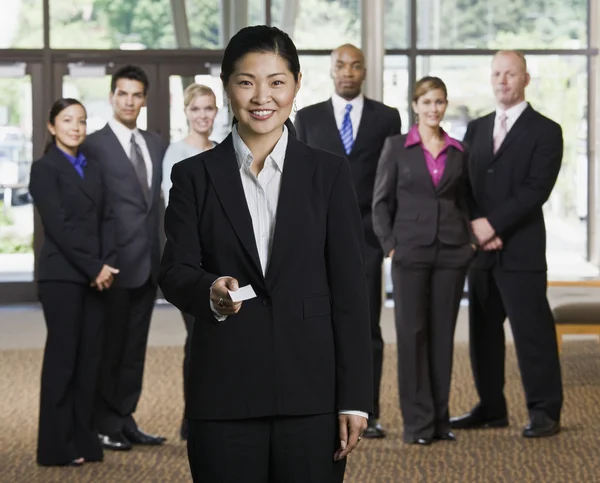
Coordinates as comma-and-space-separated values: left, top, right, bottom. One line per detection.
225, 51, 301, 140
491, 51, 530, 110
110, 78, 146, 129
185, 94, 218, 136
48, 103, 87, 155
330, 45, 366, 101
412, 88, 448, 129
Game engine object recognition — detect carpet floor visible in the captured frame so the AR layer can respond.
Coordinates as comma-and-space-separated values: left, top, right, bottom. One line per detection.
1, 341, 600, 483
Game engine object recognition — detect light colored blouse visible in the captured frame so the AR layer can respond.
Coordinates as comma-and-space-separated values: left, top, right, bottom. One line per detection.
162, 139, 216, 206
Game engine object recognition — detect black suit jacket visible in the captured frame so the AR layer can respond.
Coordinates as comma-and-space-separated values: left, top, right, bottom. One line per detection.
295, 98, 401, 250
159, 134, 373, 420
464, 105, 563, 271
83, 124, 166, 288
29, 145, 116, 283
372, 134, 472, 259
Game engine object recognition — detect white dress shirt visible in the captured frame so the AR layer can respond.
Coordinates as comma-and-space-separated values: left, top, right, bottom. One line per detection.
331, 92, 364, 141
108, 118, 153, 188
494, 100, 528, 138
210, 125, 367, 420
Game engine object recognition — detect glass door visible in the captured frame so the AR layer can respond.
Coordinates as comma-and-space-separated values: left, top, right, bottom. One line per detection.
0, 63, 39, 292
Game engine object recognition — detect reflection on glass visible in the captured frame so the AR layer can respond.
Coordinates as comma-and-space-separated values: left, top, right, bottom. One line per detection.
63, 76, 147, 133
0, 76, 34, 281
1, 0, 43, 48
417, 0, 587, 49
384, 0, 408, 48
383, 56, 410, 130
169, 74, 229, 145
418, 55, 588, 269
271, 0, 360, 49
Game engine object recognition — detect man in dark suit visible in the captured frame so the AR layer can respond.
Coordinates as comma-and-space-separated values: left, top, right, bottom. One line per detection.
451, 51, 563, 438
83, 65, 167, 450
295, 44, 401, 438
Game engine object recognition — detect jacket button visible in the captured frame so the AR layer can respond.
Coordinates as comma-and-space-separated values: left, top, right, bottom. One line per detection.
261, 298, 270, 306
487, 169, 494, 174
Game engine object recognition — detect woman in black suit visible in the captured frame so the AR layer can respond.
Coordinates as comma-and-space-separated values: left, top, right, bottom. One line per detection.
372, 77, 475, 445
29, 98, 118, 466
159, 26, 372, 483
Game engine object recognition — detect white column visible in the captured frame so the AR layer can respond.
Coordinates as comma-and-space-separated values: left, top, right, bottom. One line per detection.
589, 0, 599, 264
281, 0, 300, 37
220, 0, 249, 45
361, 0, 385, 101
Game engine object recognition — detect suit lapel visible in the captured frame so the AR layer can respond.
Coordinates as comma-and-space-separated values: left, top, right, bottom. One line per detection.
203, 137, 263, 278
324, 100, 347, 156
352, 98, 375, 155
492, 105, 535, 161
265, 137, 314, 282
102, 125, 149, 208
435, 147, 462, 193
407, 145, 436, 194
49, 147, 96, 203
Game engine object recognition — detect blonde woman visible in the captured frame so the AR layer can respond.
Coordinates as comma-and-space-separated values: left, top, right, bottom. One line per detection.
161, 84, 218, 440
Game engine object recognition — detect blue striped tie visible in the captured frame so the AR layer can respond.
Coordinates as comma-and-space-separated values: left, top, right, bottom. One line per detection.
340, 104, 354, 155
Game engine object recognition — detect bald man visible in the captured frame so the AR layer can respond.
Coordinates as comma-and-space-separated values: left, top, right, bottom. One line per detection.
451, 51, 563, 438
295, 44, 401, 438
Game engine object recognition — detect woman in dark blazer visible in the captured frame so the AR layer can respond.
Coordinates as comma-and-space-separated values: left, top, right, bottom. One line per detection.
159, 26, 372, 483
372, 77, 474, 445
29, 98, 118, 466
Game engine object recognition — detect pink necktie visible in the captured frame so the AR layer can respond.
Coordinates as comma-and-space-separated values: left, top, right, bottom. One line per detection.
493, 113, 508, 154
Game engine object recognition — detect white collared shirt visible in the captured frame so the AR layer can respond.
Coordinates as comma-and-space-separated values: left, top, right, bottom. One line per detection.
494, 100, 528, 138
108, 118, 153, 188
331, 92, 364, 141
231, 124, 288, 275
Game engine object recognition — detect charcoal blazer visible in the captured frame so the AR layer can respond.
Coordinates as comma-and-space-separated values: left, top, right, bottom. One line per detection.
372, 134, 472, 262
29, 145, 116, 283
83, 124, 166, 288
159, 134, 373, 420
464, 105, 563, 271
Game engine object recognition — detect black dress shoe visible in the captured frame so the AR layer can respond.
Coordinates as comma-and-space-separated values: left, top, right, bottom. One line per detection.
522, 414, 560, 438
450, 410, 508, 430
407, 437, 432, 446
434, 431, 457, 441
98, 432, 132, 451
362, 419, 387, 439
122, 426, 167, 445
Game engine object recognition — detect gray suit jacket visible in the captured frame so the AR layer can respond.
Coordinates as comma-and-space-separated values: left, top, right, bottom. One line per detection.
372, 133, 473, 261
83, 124, 166, 288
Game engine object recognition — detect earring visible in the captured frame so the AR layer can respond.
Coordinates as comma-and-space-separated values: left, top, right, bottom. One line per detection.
293, 98, 298, 113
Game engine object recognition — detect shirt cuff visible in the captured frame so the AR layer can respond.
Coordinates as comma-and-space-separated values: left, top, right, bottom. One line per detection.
210, 277, 229, 322
338, 410, 369, 419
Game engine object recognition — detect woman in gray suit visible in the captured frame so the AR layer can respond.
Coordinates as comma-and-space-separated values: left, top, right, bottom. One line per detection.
162, 83, 218, 440
372, 77, 474, 445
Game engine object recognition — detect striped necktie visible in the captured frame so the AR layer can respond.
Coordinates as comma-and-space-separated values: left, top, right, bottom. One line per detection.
340, 103, 354, 155
130, 133, 150, 200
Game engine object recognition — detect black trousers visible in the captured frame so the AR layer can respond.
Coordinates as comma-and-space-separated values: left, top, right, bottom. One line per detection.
187, 414, 346, 483
468, 268, 563, 421
391, 243, 470, 441
37, 282, 104, 466
182, 312, 194, 418
95, 279, 157, 434
364, 240, 384, 420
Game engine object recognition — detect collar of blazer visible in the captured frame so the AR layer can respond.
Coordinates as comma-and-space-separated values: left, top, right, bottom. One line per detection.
486, 103, 536, 163
46, 145, 98, 203
403, 138, 464, 194
203, 133, 317, 285
325, 96, 376, 157
99, 123, 160, 209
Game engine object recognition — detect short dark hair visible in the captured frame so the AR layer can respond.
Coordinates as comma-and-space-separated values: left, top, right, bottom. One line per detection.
111, 65, 149, 95
220, 25, 301, 87
44, 98, 86, 153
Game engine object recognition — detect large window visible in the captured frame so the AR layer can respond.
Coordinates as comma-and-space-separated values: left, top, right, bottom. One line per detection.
417, 0, 588, 49
3, 0, 44, 48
